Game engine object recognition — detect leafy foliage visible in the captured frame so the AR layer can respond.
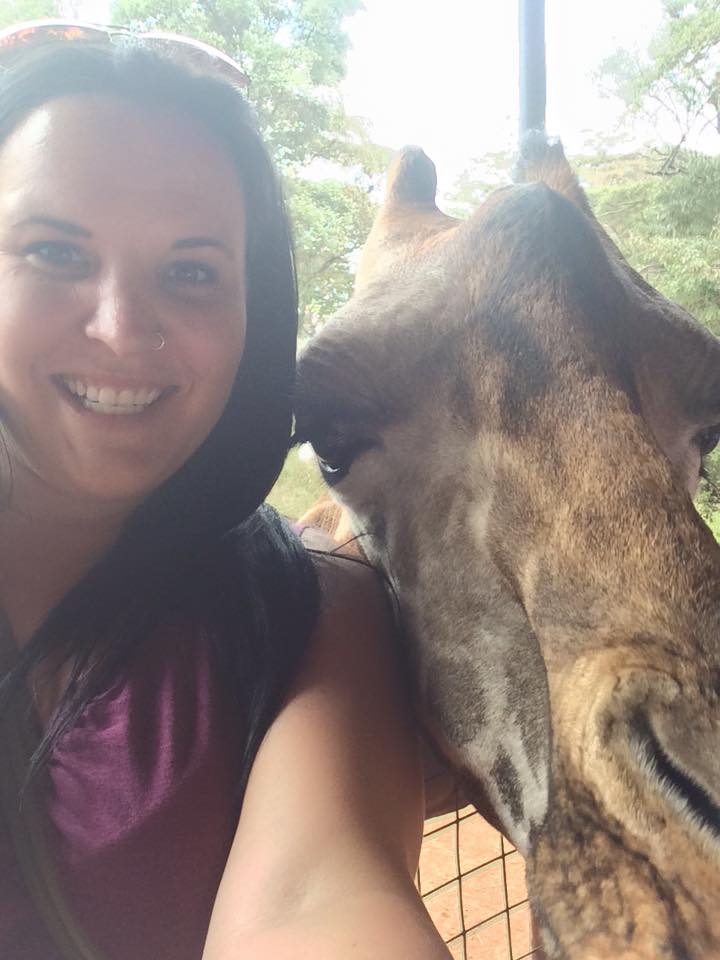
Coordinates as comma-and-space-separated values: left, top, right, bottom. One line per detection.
115, 0, 360, 169
289, 175, 379, 340
443, 151, 513, 218
0, 0, 58, 26
0, 1, 383, 334
109, 0, 385, 333
598, 0, 720, 171
696, 447, 720, 524
113, 0, 387, 335
583, 151, 720, 333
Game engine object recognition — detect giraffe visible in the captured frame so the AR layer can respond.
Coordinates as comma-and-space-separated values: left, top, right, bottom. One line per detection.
294, 136, 720, 959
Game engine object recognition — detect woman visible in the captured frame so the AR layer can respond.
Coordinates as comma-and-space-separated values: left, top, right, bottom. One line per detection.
0, 23, 451, 960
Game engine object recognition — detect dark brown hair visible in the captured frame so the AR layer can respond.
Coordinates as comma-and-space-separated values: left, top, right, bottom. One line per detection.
0, 41, 318, 790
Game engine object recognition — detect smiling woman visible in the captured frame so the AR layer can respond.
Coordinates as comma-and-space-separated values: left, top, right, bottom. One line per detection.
0, 23, 450, 960
0, 94, 247, 508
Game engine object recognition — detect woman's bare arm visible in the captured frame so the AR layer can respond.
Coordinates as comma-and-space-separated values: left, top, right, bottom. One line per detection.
203, 554, 451, 960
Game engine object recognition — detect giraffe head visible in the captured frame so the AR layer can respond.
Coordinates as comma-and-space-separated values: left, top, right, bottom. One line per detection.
295, 139, 720, 959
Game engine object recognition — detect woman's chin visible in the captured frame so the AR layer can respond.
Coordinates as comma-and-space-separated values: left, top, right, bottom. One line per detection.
6, 455, 171, 523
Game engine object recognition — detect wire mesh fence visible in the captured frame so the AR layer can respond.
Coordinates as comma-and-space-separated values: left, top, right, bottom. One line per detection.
417, 800, 540, 959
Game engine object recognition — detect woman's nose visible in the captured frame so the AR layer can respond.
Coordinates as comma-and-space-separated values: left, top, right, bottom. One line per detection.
84, 273, 162, 357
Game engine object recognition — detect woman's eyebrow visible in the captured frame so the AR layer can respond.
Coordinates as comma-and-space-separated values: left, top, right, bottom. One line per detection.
14, 215, 92, 237
172, 236, 234, 258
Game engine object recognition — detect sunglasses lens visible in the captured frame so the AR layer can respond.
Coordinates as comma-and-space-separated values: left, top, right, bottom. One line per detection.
134, 31, 248, 88
0, 20, 248, 88
0, 22, 110, 64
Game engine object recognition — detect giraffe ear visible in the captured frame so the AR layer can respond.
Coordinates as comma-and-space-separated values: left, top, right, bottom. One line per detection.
354, 147, 458, 291
513, 131, 637, 274
385, 146, 439, 207
513, 132, 593, 217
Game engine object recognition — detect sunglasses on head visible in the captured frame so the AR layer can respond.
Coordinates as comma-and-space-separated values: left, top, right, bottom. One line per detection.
0, 19, 249, 89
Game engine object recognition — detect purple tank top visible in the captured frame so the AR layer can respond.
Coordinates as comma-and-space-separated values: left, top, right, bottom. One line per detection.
1, 621, 245, 960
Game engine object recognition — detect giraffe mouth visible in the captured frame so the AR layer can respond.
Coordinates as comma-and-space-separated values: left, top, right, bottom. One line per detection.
629, 715, 720, 837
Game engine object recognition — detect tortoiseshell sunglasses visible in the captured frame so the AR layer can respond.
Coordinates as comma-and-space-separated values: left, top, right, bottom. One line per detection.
0, 19, 249, 89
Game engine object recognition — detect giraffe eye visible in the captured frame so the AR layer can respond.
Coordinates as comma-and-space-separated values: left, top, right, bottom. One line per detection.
313, 437, 356, 485
312, 433, 378, 486
318, 457, 348, 483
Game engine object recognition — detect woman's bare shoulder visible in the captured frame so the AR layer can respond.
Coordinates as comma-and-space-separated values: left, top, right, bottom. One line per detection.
202, 534, 449, 960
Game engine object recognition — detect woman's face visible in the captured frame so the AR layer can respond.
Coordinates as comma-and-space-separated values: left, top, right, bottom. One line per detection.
0, 94, 248, 518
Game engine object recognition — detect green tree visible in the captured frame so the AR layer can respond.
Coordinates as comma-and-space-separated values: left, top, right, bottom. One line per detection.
289, 176, 378, 341
598, 0, 720, 172
111, 0, 385, 331
584, 151, 720, 334
0, 0, 384, 333
0, 0, 58, 26
443, 150, 512, 219
114, 0, 362, 169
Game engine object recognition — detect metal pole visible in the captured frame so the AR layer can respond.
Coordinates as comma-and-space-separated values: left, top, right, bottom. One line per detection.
518, 0, 546, 136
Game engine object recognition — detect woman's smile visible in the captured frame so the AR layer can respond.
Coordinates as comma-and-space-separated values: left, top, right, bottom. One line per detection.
55, 375, 172, 415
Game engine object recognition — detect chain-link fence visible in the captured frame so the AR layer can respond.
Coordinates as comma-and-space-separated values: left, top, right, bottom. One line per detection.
418, 798, 540, 959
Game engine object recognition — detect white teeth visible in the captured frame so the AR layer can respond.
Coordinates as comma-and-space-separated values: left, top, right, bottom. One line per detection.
60, 377, 164, 414
80, 399, 146, 415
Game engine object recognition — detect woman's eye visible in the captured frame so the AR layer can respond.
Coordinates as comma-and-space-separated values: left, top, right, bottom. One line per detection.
695, 425, 720, 458
163, 260, 218, 287
23, 241, 94, 276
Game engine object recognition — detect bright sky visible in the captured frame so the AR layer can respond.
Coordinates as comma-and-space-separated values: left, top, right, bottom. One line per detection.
70, 0, 715, 198
341, 0, 672, 196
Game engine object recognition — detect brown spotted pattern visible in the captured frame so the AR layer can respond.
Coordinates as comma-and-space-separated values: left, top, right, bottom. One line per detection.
295, 137, 720, 959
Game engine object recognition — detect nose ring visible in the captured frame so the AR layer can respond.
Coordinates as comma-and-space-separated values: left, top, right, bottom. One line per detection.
151, 331, 166, 351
